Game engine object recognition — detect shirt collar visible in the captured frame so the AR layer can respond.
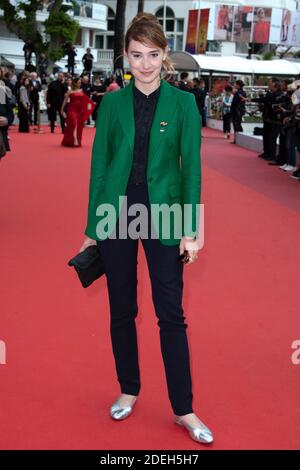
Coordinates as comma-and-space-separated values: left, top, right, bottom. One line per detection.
133, 83, 160, 100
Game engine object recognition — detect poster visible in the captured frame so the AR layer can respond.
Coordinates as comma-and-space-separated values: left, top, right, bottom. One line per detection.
197, 8, 210, 54
232, 6, 253, 42
251, 7, 272, 44
185, 10, 200, 54
214, 5, 234, 41
269, 8, 283, 44
280, 10, 300, 46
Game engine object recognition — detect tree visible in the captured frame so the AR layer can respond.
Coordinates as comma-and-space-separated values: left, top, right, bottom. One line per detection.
113, 0, 127, 73
0, 0, 79, 72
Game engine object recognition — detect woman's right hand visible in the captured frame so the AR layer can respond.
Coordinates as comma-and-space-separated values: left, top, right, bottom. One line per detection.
79, 236, 97, 253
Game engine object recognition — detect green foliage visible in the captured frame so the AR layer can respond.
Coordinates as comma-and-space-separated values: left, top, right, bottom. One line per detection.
0, 0, 79, 65
262, 51, 274, 61
44, 10, 79, 60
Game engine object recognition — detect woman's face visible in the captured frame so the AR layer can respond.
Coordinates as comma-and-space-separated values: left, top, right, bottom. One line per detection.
125, 39, 167, 85
76, 79, 81, 89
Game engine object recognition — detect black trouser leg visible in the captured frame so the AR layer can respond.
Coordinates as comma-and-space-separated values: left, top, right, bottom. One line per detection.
97, 183, 194, 415
59, 111, 65, 133
33, 100, 39, 126
263, 121, 271, 159
201, 108, 206, 127
278, 130, 287, 165
96, 235, 140, 396
223, 113, 231, 134
269, 124, 281, 161
141, 235, 193, 416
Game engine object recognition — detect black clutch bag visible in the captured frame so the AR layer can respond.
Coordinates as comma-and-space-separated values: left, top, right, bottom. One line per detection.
67, 245, 105, 288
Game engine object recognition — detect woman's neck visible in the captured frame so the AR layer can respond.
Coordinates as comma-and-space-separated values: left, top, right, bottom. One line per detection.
133, 76, 161, 96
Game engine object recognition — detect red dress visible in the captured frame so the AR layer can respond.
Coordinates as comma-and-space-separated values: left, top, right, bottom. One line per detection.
252, 21, 270, 44
61, 90, 95, 147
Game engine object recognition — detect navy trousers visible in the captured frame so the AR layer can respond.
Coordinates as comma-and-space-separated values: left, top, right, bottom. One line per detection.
96, 181, 194, 416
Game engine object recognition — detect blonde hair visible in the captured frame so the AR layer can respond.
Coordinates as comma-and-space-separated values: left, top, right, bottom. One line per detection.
123, 12, 175, 80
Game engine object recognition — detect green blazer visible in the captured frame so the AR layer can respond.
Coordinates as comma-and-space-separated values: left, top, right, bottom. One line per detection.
85, 77, 202, 246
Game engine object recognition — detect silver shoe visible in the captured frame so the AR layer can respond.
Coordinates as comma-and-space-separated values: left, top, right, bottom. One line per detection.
110, 396, 138, 421
174, 414, 214, 444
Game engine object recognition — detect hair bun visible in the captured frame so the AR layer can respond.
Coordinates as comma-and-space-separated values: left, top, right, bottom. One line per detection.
130, 12, 160, 26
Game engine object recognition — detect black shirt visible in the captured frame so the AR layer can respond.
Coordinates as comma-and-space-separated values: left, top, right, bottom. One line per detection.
231, 89, 247, 115
81, 82, 92, 97
127, 83, 160, 186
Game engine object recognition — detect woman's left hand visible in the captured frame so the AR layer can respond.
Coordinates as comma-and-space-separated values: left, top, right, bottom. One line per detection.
179, 236, 199, 265
0, 116, 8, 127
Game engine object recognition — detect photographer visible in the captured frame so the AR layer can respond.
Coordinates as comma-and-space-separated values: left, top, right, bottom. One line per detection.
231, 80, 247, 144
82, 48, 94, 81
67, 45, 77, 75
287, 87, 300, 179
18, 76, 31, 133
277, 89, 295, 171
29, 72, 42, 126
253, 79, 283, 162
0, 67, 14, 158
274, 80, 293, 167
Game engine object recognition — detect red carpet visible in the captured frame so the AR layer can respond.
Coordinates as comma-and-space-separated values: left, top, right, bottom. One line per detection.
0, 125, 299, 449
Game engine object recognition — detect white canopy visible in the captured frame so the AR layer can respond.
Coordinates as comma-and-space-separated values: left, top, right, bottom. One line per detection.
169, 51, 300, 76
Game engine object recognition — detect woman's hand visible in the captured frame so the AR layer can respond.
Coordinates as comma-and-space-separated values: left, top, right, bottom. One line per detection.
79, 236, 97, 253
0, 116, 8, 127
179, 236, 199, 266
61, 111, 66, 119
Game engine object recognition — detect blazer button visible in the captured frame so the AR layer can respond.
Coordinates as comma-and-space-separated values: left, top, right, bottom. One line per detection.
148, 177, 153, 182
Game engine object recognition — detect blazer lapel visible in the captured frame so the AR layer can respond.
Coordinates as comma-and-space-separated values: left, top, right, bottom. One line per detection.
117, 77, 177, 164
118, 79, 135, 155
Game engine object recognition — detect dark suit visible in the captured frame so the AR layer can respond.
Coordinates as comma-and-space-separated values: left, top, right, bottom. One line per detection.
46, 79, 68, 132
29, 79, 42, 125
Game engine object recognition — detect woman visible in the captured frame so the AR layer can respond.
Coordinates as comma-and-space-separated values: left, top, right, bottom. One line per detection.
0, 67, 14, 157
61, 77, 95, 147
252, 8, 270, 44
80, 13, 213, 445
91, 77, 106, 124
18, 76, 30, 133
106, 74, 120, 93
281, 9, 291, 42
66, 77, 73, 91
231, 80, 247, 144
222, 85, 233, 139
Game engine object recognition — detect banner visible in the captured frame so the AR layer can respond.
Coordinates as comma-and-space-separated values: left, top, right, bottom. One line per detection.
251, 7, 272, 44
197, 9, 210, 54
214, 5, 234, 41
185, 10, 200, 54
280, 9, 300, 46
187, 5, 300, 49
269, 8, 283, 44
232, 6, 253, 42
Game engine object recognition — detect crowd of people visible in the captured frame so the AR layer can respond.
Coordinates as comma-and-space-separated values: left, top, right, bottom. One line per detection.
216, 77, 300, 181
0, 65, 121, 151
1, 47, 300, 182
252, 78, 300, 180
